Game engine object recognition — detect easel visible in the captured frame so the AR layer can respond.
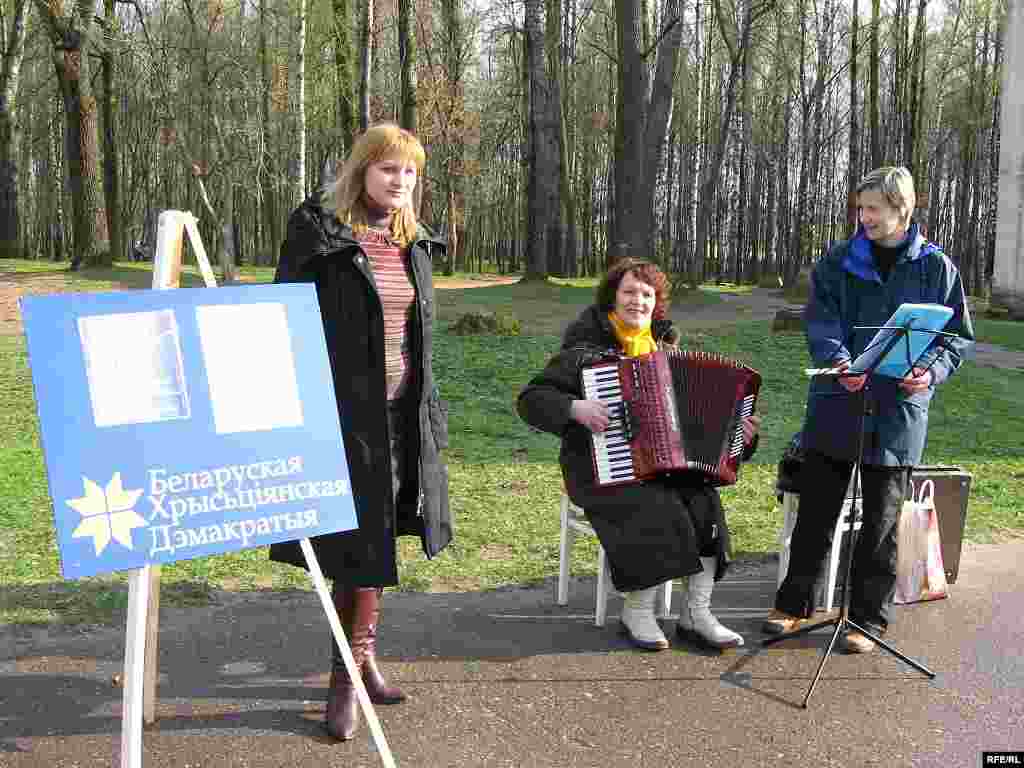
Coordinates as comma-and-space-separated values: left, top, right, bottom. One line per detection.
763, 320, 957, 707
121, 211, 396, 767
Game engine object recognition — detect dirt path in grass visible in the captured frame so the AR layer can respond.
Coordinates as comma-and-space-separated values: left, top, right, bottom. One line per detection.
665, 286, 1024, 371
434, 275, 520, 290
0, 271, 520, 337
0, 272, 85, 336
2, 270, 1021, 371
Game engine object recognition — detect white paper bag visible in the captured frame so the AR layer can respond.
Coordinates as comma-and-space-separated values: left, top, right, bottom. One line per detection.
894, 479, 949, 604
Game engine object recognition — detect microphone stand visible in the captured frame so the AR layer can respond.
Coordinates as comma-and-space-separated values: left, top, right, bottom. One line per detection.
762, 321, 951, 708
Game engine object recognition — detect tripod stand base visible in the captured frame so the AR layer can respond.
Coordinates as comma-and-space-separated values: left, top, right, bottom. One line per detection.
762, 615, 936, 708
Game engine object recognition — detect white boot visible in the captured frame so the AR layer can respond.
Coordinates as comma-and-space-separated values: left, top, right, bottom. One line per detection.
677, 557, 744, 649
620, 585, 669, 650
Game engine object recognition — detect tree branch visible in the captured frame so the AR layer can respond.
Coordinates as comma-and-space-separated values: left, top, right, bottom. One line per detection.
640, 16, 681, 60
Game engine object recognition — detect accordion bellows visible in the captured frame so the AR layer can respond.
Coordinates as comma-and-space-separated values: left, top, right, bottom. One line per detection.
581, 349, 761, 487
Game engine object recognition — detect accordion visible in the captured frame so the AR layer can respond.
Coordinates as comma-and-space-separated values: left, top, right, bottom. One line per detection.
580, 349, 761, 487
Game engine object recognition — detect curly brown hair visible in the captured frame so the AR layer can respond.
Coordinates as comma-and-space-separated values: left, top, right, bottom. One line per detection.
595, 258, 671, 321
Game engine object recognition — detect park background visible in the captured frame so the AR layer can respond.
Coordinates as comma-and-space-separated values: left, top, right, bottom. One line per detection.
0, 0, 1017, 297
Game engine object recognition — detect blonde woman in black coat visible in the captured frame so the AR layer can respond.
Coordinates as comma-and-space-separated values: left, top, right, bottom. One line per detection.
270, 123, 451, 740
518, 259, 760, 651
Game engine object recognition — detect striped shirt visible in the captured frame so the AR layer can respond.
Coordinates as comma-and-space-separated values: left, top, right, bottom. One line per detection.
360, 229, 415, 400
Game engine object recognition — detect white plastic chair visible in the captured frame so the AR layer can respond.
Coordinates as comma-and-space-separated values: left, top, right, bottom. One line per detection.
557, 493, 673, 626
777, 491, 863, 612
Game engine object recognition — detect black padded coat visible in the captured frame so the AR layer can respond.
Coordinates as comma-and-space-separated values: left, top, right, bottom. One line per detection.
517, 305, 756, 591
268, 194, 452, 585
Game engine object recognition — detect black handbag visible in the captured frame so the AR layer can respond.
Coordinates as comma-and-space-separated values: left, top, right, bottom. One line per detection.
775, 431, 804, 500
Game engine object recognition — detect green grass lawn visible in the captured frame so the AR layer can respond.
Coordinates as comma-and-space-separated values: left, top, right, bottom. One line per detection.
973, 317, 1024, 352
0, 257, 247, 289
2, 259, 1022, 625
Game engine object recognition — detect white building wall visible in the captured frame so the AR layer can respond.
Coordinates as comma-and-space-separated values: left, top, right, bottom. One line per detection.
994, 0, 1024, 318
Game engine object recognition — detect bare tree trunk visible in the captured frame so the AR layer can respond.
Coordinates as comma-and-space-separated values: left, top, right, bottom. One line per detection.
954, 21, 981, 290
638, 0, 685, 261
905, 0, 928, 179
889, 0, 906, 164
359, 0, 373, 131
260, 0, 280, 262
847, 0, 860, 231
562, 0, 579, 275
663, 138, 675, 262
869, 0, 881, 168
398, 0, 416, 132
764, 122, 779, 277
786, 0, 813, 288
748, 144, 765, 282
333, 0, 356, 151
692, 0, 764, 285
680, 0, 704, 282
440, 0, 465, 271
545, 0, 566, 275
37, 0, 111, 269
48, 101, 66, 261
734, 26, 753, 284
523, 0, 551, 279
984, 7, 1003, 295
0, 0, 29, 260
803, 0, 832, 270
968, 11, 991, 295
101, 0, 123, 262
604, 53, 616, 259
613, 0, 647, 259
221, 173, 237, 280
295, 0, 307, 202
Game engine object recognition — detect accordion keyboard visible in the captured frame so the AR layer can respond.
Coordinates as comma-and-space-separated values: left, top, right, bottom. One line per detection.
581, 363, 636, 484
730, 394, 757, 458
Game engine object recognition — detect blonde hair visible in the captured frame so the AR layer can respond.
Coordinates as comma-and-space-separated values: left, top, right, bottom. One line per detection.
325, 123, 427, 247
856, 166, 916, 227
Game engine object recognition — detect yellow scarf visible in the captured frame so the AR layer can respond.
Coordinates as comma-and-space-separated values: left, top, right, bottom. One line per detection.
608, 311, 656, 357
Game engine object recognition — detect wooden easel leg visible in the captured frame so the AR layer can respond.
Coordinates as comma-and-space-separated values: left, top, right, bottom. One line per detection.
121, 567, 151, 768
299, 539, 397, 767
143, 565, 161, 725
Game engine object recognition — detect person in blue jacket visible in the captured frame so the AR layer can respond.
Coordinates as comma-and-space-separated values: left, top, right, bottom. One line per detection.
762, 166, 974, 652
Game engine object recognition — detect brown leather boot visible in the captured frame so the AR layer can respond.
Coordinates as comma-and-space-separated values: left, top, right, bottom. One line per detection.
355, 588, 407, 705
325, 585, 360, 741
324, 587, 407, 741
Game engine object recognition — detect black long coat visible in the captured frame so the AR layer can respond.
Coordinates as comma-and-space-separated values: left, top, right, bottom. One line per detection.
517, 306, 751, 592
268, 195, 452, 586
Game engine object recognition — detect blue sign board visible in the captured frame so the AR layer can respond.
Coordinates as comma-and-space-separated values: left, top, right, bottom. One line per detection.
21, 284, 358, 579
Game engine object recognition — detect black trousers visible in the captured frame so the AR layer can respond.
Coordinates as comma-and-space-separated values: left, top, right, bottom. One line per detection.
775, 450, 910, 633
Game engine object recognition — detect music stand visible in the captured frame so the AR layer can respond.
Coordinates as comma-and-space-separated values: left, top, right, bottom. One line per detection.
763, 318, 958, 708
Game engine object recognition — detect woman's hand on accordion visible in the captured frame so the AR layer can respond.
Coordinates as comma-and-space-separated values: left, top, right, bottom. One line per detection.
742, 413, 762, 447
570, 399, 610, 433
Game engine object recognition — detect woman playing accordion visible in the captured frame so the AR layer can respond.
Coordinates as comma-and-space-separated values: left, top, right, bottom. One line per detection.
517, 258, 761, 651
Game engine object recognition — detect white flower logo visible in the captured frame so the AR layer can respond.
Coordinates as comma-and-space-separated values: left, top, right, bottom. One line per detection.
67, 473, 148, 556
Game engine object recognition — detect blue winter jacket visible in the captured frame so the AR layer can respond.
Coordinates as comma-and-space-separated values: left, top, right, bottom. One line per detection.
802, 223, 975, 466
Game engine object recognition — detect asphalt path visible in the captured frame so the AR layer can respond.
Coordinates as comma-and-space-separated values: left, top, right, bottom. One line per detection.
3, 285, 1022, 766
3, 541, 1022, 767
